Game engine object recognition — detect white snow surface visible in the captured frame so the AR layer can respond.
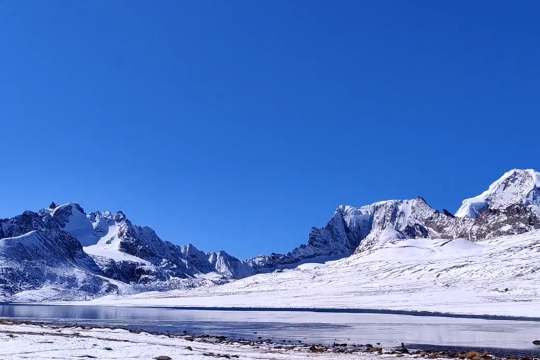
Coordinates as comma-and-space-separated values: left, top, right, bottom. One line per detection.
456, 169, 540, 218
82, 215, 150, 264
54, 205, 148, 265
52, 204, 98, 246
83, 245, 150, 264
78, 230, 540, 317
0, 322, 392, 360
52, 204, 132, 263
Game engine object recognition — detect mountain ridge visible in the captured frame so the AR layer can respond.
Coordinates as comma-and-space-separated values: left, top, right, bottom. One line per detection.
1, 168, 539, 300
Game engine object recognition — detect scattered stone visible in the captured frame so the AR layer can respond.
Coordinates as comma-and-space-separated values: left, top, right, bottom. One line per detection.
202, 352, 238, 358
400, 342, 410, 354
466, 351, 481, 360
0, 318, 522, 360
309, 344, 326, 353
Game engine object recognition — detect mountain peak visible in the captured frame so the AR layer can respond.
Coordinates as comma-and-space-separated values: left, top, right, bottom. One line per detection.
51, 203, 98, 246
456, 168, 540, 218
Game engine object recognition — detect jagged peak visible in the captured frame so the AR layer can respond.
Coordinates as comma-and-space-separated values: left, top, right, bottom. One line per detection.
90, 210, 127, 221
210, 249, 240, 260
114, 211, 127, 222
456, 168, 540, 218
50, 203, 97, 246
180, 243, 206, 256
336, 196, 435, 215
50, 202, 86, 216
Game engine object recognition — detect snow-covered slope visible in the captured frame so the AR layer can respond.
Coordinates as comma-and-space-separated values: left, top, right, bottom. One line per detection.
86, 230, 540, 317
52, 203, 99, 246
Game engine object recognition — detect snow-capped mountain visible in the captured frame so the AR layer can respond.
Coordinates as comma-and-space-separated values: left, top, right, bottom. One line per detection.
456, 168, 540, 218
0, 203, 250, 299
53, 204, 252, 287
248, 197, 442, 272
0, 209, 115, 299
247, 169, 540, 271
0, 168, 539, 301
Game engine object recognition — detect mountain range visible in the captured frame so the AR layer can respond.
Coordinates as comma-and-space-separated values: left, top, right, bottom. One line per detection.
1, 168, 539, 301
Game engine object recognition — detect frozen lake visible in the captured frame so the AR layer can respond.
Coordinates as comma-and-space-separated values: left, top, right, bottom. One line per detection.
0, 304, 538, 352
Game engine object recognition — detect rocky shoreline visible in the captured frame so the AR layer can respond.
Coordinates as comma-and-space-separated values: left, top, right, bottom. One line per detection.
0, 319, 538, 360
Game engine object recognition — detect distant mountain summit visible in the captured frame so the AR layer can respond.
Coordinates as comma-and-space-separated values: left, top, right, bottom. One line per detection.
1, 168, 539, 300
52, 203, 251, 288
456, 169, 540, 218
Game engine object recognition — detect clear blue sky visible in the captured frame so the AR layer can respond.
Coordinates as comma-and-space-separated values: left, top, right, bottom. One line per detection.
1, 1, 539, 258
